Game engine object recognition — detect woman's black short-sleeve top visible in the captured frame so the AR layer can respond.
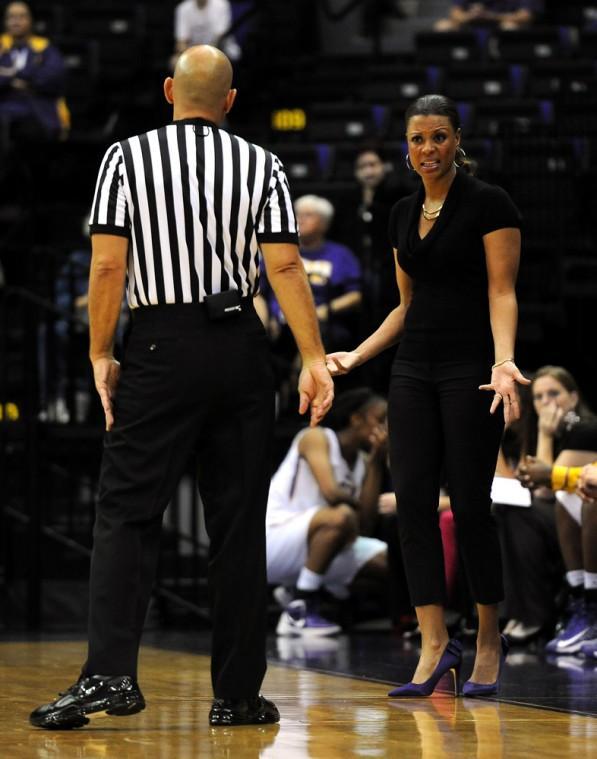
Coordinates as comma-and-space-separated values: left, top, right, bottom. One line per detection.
560, 419, 597, 453
388, 170, 522, 363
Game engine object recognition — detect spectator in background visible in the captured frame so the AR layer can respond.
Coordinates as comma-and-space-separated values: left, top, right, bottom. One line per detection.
0, 1, 68, 146
494, 366, 593, 644
517, 418, 597, 659
41, 216, 129, 425
172, 0, 241, 69
434, 1, 542, 31
333, 145, 416, 392
264, 194, 362, 355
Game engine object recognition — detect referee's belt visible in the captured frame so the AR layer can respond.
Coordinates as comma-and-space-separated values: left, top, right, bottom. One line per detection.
132, 292, 253, 325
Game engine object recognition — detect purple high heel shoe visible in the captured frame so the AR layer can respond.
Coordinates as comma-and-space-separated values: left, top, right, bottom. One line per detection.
388, 639, 463, 697
462, 634, 509, 697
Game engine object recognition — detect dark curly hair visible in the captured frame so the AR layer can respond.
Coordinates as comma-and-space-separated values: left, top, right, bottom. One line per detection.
325, 387, 384, 431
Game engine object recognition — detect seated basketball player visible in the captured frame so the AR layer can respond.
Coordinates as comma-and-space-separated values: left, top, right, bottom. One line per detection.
266, 388, 389, 636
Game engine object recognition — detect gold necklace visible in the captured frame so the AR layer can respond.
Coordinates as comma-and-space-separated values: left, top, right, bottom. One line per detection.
422, 202, 444, 220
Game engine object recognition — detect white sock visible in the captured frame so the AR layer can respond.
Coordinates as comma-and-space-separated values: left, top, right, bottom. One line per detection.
584, 571, 597, 590
566, 569, 584, 588
296, 567, 324, 593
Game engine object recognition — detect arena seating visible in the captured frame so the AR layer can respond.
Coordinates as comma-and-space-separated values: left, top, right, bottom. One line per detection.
3, 0, 597, 628
2, 0, 594, 386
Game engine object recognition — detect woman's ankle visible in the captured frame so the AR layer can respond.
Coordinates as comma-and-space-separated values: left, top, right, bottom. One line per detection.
421, 634, 450, 656
476, 629, 500, 648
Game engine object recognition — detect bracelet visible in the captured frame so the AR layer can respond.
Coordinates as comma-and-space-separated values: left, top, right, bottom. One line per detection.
492, 357, 515, 370
551, 466, 569, 491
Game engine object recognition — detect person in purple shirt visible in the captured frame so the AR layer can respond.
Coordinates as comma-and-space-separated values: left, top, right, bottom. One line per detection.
0, 1, 68, 144
435, 1, 543, 31
265, 194, 362, 352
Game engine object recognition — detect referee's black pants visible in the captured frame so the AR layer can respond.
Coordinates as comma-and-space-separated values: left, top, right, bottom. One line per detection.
84, 302, 275, 699
388, 359, 505, 608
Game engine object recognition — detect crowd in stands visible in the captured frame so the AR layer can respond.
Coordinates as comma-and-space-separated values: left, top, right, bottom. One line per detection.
2, 0, 597, 662
0, 1, 68, 147
434, 1, 543, 32
172, 0, 240, 68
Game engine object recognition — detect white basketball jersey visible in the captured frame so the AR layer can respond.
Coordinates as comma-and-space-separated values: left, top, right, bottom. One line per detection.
266, 427, 367, 527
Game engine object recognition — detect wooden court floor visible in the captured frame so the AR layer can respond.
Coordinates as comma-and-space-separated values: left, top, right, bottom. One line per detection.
1, 641, 596, 758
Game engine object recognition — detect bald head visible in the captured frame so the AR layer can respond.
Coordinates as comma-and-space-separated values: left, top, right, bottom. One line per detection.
166, 45, 235, 122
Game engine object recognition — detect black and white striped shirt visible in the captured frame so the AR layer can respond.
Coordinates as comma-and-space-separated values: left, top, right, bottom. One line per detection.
89, 117, 298, 308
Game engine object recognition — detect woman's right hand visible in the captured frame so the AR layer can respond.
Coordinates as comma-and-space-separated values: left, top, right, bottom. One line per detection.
326, 351, 362, 376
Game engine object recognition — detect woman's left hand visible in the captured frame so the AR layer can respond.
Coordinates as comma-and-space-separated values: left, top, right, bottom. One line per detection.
479, 360, 531, 423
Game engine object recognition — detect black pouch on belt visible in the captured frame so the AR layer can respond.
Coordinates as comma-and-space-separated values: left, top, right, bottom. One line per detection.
204, 290, 242, 320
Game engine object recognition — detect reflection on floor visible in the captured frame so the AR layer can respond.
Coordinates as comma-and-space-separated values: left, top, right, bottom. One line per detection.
3, 640, 597, 759
146, 629, 597, 718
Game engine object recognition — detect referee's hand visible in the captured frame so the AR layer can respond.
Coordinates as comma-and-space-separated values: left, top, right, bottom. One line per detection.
298, 360, 334, 427
92, 356, 121, 431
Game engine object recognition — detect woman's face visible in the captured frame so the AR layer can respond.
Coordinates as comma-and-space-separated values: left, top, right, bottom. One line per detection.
296, 207, 326, 242
532, 375, 578, 417
355, 151, 386, 189
406, 114, 460, 180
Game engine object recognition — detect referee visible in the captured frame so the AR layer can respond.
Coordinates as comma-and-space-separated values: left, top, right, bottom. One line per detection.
30, 45, 334, 729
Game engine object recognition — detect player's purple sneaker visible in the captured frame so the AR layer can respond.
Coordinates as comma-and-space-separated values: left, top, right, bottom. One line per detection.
276, 599, 340, 637
545, 598, 589, 655
578, 605, 597, 659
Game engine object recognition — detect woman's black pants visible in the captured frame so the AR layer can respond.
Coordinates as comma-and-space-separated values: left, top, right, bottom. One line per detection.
388, 359, 505, 607
84, 302, 275, 699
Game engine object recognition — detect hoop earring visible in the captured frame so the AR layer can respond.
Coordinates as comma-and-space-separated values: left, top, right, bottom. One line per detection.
405, 153, 414, 171
455, 146, 467, 167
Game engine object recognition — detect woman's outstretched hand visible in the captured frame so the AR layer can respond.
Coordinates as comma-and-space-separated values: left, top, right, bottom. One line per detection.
479, 360, 531, 424
325, 351, 362, 376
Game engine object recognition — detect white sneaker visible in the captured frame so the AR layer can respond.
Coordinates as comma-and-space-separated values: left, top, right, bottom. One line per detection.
503, 618, 519, 636
508, 622, 541, 642
272, 586, 294, 609
276, 600, 341, 637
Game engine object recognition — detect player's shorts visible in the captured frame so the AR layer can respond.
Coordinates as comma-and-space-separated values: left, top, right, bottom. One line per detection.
266, 505, 387, 587
556, 491, 582, 526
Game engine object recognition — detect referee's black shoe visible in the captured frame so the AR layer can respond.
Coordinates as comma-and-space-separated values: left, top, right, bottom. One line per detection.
29, 674, 145, 729
209, 695, 280, 726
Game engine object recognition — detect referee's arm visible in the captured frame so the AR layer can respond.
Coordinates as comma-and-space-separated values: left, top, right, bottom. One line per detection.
261, 242, 334, 426
88, 233, 128, 431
